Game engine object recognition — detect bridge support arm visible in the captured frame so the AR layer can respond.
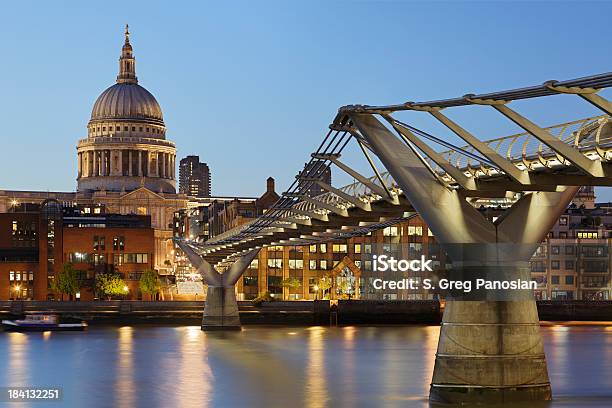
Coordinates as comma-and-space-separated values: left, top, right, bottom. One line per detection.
349, 112, 581, 404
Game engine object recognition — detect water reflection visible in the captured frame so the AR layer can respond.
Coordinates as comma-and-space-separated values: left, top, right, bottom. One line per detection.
176, 326, 212, 408
116, 326, 134, 408
0, 324, 610, 407
306, 327, 328, 408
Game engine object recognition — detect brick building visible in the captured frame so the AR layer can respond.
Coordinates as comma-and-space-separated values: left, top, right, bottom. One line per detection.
0, 200, 155, 301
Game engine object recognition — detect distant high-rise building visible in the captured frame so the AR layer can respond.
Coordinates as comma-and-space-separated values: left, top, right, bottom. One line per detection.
179, 155, 211, 197
298, 162, 331, 197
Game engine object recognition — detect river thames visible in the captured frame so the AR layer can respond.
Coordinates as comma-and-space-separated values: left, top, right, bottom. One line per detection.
0, 324, 610, 407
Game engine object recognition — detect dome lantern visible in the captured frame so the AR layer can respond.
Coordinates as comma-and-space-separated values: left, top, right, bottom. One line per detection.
117, 24, 138, 85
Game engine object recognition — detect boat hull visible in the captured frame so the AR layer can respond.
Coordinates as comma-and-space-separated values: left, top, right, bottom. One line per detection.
2, 321, 87, 332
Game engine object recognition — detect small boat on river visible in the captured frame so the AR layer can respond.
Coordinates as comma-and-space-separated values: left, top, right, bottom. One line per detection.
2, 313, 87, 332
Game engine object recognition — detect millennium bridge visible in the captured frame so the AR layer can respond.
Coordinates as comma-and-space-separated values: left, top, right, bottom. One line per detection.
176, 72, 612, 404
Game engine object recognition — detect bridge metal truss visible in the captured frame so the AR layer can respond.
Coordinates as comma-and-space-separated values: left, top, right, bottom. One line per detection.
181, 72, 612, 269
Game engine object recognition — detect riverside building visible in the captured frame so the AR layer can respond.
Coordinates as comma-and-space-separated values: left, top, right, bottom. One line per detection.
0, 200, 155, 300
175, 188, 611, 301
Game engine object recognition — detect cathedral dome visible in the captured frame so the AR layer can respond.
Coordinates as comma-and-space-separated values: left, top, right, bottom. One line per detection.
90, 83, 164, 125
77, 25, 176, 195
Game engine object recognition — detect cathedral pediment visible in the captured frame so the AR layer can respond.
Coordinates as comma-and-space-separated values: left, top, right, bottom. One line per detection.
120, 187, 165, 201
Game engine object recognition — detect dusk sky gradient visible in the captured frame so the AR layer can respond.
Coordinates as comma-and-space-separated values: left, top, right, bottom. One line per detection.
1, 1, 610, 199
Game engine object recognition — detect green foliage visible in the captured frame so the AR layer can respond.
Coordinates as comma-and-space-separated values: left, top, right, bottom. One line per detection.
51, 263, 83, 299
338, 280, 351, 293
318, 276, 332, 291
252, 291, 275, 306
281, 277, 301, 290
96, 273, 128, 300
318, 275, 333, 300
139, 270, 161, 299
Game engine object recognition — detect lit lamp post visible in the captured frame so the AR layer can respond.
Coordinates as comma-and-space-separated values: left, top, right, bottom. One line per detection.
123, 285, 129, 300
13, 284, 21, 300
313, 285, 319, 301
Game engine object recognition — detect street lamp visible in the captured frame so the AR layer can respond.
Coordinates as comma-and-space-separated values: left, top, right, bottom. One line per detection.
123, 285, 129, 300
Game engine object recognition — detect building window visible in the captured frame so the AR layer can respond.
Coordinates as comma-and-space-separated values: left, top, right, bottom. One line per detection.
94, 254, 106, 265
113, 254, 124, 266
319, 244, 327, 253
267, 258, 282, 268
93, 235, 105, 251
320, 260, 327, 270
565, 260, 574, 270
354, 260, 361, 268
559, 232, 568, 238
124, 126, 128, 131
582, 245, 607, 257
249, 259, 259, 269
354, 244, 361, 254
383, 226, 399, 237
363, 244, 372, 254
309, 245, 317, 253
332, 244, 347, 253
132, 126, 136, 131
407, 226, 423, 236
565, 275, 574, 285
551, 275, 560, 285
309, 260, 317, 270
577, 231, 598, 239
565, 246, 574, 255
551, 246, 560, 255
113, 236, 125, 251
288, 259, 304, 269
559, 217, 568, 226
551, 260, 560, 270
125, 253, 149, 264
244, 276, 258, 287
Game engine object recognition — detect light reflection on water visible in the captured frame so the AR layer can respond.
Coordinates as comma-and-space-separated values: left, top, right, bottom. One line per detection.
0, 324, 610, 407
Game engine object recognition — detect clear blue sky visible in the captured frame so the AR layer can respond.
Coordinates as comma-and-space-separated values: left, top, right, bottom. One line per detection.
0, 1, 610, 199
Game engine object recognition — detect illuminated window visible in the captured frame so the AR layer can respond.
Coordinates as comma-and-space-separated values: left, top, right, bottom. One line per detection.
319, 244, 327, 253
332, 244, 347, 253
309, 245, 317, 253
137, 207, 147, 215
267, 258, 282, 268
320, 260, 327, 270
383, 226, 399, 237
288, 259, 304, 269
309, 260, 317, 270
354, 244, 361, 254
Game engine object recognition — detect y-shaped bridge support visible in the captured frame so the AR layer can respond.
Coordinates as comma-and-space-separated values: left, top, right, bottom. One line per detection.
350, 113, 579, 404
177, 241, 259, 331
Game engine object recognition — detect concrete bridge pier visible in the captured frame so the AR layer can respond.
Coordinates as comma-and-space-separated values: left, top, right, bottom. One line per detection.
350, 112, 580, 404
176, 240, 259, 330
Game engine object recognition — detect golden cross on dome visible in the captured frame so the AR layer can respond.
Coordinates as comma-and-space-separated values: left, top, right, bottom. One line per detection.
125, 24, 130, 43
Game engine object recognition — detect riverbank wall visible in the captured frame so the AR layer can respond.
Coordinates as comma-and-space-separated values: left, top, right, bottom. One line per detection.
1, 300, 610, 325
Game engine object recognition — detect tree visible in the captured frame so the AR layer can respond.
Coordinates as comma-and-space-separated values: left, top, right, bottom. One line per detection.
96, 273, 128, 300
139, 270, 161, 300
51, 263, 82, 300
281, 277, 301, 290
318, 275, 332, 299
